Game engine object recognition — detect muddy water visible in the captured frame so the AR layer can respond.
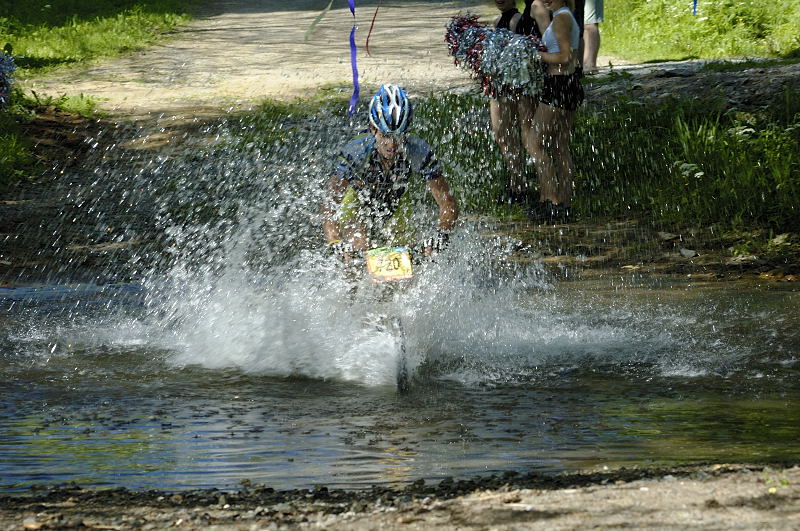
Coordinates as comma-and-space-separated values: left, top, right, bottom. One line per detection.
2, 275, 798, 493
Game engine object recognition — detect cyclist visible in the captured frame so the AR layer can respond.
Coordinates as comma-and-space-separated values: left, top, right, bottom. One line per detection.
321, 84, 458, 267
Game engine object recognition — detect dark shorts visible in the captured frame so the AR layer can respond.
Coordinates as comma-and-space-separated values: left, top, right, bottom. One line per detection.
539, 72, 584, 111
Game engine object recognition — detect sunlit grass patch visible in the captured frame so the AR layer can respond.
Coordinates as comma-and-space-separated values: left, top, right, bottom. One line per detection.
22, 89, 100, 116
0, 1, 196, 188
0, 87, 100, 190
417, 89, 800, 231
1, 0, 197, 73
699, 57, 800, 73
231, 91, 350, 147
603, 0, 800, 63
0, 109, 31, 189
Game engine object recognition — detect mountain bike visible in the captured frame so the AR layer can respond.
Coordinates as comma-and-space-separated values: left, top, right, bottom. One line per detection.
362, 246, 415, 393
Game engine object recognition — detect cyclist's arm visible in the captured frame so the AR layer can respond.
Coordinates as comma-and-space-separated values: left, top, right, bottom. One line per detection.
322, 175, 348, 244
427, 176, 458, 231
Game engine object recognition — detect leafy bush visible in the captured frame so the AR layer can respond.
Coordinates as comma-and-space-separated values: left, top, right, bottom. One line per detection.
572, 90, 800, 231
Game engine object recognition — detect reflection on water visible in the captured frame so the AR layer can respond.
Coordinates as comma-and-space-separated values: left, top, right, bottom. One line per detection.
2, 278, 798, 493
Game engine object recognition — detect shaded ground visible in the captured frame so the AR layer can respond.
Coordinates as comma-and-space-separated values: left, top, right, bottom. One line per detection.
2, 1, 800, 528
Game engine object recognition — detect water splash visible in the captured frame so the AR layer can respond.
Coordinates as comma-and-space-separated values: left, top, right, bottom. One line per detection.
2, 106, 793, 390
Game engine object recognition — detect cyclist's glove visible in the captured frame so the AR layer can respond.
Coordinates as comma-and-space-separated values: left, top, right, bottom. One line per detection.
328, 240, 353, 260
424, 231, 450, 254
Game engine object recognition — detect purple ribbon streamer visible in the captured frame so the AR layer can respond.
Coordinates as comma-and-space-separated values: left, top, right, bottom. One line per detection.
347, 0, 359, 116
348, 25, 360, 115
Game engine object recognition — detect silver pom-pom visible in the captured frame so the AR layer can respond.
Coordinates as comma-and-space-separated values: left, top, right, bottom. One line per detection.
446, 16, 545, 98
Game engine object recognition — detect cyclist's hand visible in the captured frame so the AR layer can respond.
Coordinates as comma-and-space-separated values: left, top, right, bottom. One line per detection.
422, 231, 450, 257
328, 240, 353, 263
328, 240, 367, 280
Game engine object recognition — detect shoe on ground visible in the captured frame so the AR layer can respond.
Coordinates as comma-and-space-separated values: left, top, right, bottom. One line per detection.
525, 200, 572, 223
496, 187, 535, 207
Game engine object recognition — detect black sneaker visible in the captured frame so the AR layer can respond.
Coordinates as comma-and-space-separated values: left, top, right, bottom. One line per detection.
525, 200, 572, 223
496, 187, 535, 207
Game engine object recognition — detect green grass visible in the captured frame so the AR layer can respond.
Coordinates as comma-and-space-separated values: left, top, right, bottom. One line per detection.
230, 87, 351, 146
24, 89, 100, 115
237, 88, 799, 233
0, 0, 195, 189
0, 0, 197, 72
415, 90, 799, 231
699, 57, 800, 73
572, 89, 800, 231
0, 87, 99, 191
0, 111, 31, 189
603, 0, 800, 63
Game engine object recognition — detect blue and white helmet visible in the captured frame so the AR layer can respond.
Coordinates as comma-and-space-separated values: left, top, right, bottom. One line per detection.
368, 84, 412, 134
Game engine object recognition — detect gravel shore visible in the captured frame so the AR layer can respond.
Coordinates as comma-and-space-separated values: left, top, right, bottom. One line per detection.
3, 464, 799, 529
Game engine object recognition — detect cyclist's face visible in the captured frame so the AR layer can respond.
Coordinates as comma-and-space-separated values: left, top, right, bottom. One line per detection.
374, 130, 404, 160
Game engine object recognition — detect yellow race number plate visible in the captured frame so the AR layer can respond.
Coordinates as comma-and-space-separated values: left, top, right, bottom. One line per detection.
366, 247, 413, 282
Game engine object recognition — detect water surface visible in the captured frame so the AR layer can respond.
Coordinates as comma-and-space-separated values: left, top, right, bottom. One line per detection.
2, 274, 798, 493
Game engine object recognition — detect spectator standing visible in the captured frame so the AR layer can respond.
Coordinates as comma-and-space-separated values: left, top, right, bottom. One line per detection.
489, 0, 543, 206
582, 0, 602, 73
526, 0, 584, 222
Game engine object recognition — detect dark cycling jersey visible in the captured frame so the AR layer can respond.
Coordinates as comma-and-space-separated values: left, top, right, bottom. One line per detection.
333, 134, 442, 214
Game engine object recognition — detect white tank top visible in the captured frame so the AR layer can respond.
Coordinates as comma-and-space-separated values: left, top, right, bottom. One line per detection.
542, 6, 579, 52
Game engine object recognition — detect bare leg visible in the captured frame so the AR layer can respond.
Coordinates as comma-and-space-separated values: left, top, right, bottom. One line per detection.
551, 110, 575, 206
525, 103, 560, 204
582, 23, 600, 70
517, 95, 539, 194
340, 219, 368, 252
489, 97, 523, 188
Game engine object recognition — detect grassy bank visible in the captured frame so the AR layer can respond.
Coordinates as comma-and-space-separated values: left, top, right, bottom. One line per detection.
571, 91, 800, 231
0, 111, 31, 188
0, 90, 99, 189
0, 0, 196, 189
602, 0, 800, 62
415, 90, 800, 232
0, 0, 196, 72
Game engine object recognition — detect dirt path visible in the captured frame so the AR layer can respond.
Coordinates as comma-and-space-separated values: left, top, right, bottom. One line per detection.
23, 0, 626, 121
23, 0, 490, 120
2, 464, 799, 529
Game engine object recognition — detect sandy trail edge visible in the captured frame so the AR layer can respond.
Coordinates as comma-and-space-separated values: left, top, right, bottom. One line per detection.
21, 0, 624, 122
1, 464, 799, 529
23, 0, 493, 121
